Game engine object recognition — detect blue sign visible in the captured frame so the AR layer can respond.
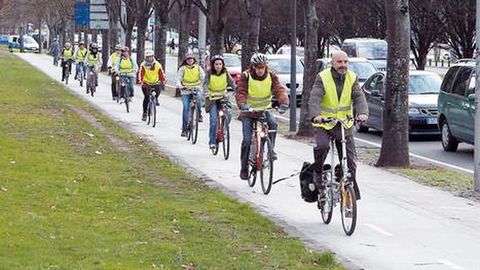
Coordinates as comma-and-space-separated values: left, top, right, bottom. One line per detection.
74, 2, 90, 27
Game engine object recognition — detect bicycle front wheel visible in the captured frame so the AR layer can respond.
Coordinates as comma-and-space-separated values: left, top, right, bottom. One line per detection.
222, 116, 230, 160
192, 105, 199, 144
259, 138, 274, 195
152, 100, 157, 127
124, 86, 130, 113
341, 183, 357, 236
320, 187, 333, 224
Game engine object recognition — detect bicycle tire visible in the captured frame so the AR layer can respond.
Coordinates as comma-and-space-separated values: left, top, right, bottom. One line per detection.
187, 106, 194, 141
248, 165, 257, 187
116, 81, 121, 103
147, 102, 152, 125
65, 69, 69, 85
341, 184, 357, 236
222, 116, 230, 160
212, 116, 220, 155
152, 99, 157, 127
192, 105, 199, 144
124, 84, 130, 113
79, 70, 83, 87
259, 138, 274, 195
320, 186, 334, 224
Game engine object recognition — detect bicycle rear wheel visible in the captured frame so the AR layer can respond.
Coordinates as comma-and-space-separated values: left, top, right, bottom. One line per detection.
187, 106, 195, 141
124, 85, 130, 113
341, 183, 357, 236
192, 105, 199, 144
259, 138, 274, 195
152, 99, 157, 127
222, 116, 230, 160
79, 70, 83, 87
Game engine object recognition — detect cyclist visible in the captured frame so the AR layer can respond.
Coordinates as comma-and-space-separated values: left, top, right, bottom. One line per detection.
50, 38, 60, 66
308, 50, 368, 202
236, 53, 289, 180
85, 43, 101, 93
107, 44, 123, 100
60, 42, 74, 82
115, 47, 138, 100
139, 49, 166, 121
203, 55, 236, 150
74, 41, 88, 80
176, 53, 205, 137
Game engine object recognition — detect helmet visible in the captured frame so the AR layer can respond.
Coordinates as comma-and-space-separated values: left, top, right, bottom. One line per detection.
79, 41, 85, 46
250, 53, 268, 66
184, 53, 195, 60
121, 46, 130, 52
65, 42, 71, 49
115, 44, 122, 50
145, 49, 154, 58
210, 54, 224, 62
89, 43, 98, 50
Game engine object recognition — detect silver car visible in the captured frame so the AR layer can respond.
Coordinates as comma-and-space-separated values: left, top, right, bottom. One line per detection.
267, 54, 304, 106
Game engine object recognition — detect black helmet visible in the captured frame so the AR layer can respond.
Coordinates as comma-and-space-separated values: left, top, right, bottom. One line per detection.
89, 43, 98, 50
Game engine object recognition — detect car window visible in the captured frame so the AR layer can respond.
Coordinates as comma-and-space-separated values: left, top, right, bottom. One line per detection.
466, 74, 476, 96
342, 44, 356, 57
452, 67, 472, 96
441, 66, 460, 93
364, 75, 379, 91
223, 56, 241, 68
349, 62, 377, 82
409, 74, 442, 94
375, 75, 385, 92
268, 58, 304, 74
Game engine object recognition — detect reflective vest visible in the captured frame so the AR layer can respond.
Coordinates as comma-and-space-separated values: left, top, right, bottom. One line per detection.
110, 53, 120, 66
63, 49, 73, 59
208, 72, 228, 100
76, 48, 88, 61
142, 61, 162, 84
87, 53, 99, 66
312, 69, 356, 130
246, 72, 272, 110
119, 57, 134, 76
182, 64, 201, 86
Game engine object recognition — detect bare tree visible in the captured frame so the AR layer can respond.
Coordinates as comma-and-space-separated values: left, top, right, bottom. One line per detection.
175, 0, 193, 67
440, 0, 475, 59
134, 0, 154, 66
240, 0, 261, 70
377, 0, 410, 167
154, 0, 175, 71
297, 0, 319, 136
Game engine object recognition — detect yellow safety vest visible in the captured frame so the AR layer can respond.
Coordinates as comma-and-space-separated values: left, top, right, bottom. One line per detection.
63, 49, 73, 59
246, 72, 272, 110
119, 57, 134, 76
142, 61, 162, 84
87, 53, 99, 66
76, 48, 87, 61
183, 64, 201, 86
208, 72, 228, 100
312, 69, 356, 130
110, 53, 120, 66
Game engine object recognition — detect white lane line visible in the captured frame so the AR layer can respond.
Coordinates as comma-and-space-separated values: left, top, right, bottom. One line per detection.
364, 223, 394, 237
438, 259, 465, 270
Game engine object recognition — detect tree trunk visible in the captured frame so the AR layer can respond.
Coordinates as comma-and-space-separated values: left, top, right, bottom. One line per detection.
297, 0, 319, 136
37, 18, 42, 53
154, 3, 169, 71
208, 0, 224, 55
178, 0, 192, 68
136, 21, 147, 66
92, 29, 98, 44
377, 0, 410, 167
241, 0, 261, 70
101, 29, 109, 71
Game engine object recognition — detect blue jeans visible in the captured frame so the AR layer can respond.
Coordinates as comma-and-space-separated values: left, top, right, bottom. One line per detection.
182, 93, 202, 131
75, 62, 86, 78
208, 100, 232, 145
120, 76, 134, 97
240, 112, 277, 171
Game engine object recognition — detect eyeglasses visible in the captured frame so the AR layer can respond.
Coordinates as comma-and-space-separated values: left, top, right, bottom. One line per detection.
254, 65, 266, 69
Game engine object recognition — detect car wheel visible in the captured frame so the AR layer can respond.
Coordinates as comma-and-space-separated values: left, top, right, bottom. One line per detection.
355, 122, 369, 133
441, 120, 458, 152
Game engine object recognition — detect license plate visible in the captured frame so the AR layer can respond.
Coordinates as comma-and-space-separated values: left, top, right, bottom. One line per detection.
427, 117, 438, 125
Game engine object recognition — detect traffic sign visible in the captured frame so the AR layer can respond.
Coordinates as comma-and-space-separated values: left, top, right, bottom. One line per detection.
74, 2, 89, 27
90, 20, 110, 30
90, 0, 109, 30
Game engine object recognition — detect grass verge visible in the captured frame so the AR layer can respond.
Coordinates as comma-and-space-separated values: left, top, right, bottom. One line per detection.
0, 51, 344, 269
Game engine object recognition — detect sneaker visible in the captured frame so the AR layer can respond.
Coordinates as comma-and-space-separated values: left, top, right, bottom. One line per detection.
209, 144, 216, 150
271, 150, 278, 160
112, 97, 116, 101
86, 89, 89, 94
181, 130, 187, 137
142, 113, 147, 121
155, 100, 160, 106
240, 168, 249, 180
198, 115, 203, 122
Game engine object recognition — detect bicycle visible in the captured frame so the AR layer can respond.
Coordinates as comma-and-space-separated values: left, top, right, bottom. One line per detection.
184, 87, 200, 144
86, 66, 97, 97
114, 74, 121, 103
146, 84, 162, 127
245, 109, 276, 195
61, 59, 72, 85
317, 116, 358, 236
76, 62, 85, 87
119, 76, 133, 113
211, 97, 231, 160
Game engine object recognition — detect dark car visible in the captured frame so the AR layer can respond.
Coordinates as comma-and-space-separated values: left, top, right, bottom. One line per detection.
437, 62, 475, 151
358, 70, 442, 136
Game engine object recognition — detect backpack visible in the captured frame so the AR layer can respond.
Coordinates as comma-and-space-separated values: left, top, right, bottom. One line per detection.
299, 162, 318, 203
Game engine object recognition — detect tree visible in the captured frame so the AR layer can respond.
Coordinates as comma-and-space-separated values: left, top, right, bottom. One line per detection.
176, 0, 194, 67
377, 0, 410, 167
409, 0, 444, 70
154, 0, 175, 72
239, 0, 262, 70
441, 0, 475, 59
134, 0, 154, 66
297, 0, 319, 136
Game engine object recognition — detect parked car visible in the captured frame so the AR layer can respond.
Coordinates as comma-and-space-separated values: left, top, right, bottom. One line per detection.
276, 45, 305, 58
8, 35, 39, 53
438, 62, 476, 151
358, 70, 442, 136
315, 57, 377, 87
267, 54, 304, 106
342, 38, 387, 70
223, 53, 242, 85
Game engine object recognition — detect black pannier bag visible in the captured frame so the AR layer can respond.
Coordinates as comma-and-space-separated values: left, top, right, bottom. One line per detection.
299, 162, 318, 203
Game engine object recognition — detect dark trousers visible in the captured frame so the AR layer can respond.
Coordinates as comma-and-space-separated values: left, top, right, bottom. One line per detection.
313, 124, 360, 198
240, 113, 277, 171
142, 84, 162, 114
111, 73, 118, 98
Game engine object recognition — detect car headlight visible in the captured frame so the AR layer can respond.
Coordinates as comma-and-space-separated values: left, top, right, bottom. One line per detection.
408, 108, 420, 115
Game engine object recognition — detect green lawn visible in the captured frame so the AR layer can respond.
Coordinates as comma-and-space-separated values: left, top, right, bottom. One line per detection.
0, 52, 343, 269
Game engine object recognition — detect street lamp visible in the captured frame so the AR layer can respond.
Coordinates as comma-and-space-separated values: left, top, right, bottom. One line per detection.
289, 0, 297, 132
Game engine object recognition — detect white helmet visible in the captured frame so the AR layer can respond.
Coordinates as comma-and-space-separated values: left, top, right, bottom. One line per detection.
65, 42, 71, 49
145, 50, 154, 58
250, 53, 268, 66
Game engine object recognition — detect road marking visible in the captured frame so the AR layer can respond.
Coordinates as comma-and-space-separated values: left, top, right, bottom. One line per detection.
364, 223, 394, 237
438, 259, 465, 270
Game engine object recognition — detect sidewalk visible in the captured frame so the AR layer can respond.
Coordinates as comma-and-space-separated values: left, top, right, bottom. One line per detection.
19, 53, 480, 270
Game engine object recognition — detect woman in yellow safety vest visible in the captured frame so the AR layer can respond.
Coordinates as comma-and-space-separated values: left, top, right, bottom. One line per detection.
115, 46, 138, 100
139, 49, 167, 121
85, 43, 102, 94
107, 44, 123, 100
176, 53, 205, 137
60, 42, 74, 82
202, 55, 236, 150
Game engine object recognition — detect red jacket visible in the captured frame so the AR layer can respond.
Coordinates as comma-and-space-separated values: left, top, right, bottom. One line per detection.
140, 61, 166, 85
